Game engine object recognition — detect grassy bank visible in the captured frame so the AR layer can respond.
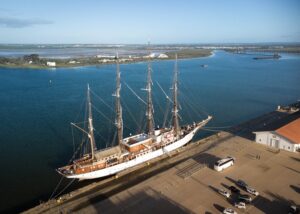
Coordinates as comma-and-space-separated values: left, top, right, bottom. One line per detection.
166, 48, 212, 59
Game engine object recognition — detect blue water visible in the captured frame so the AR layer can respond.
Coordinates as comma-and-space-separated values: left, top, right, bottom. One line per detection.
0, 51, 299, 212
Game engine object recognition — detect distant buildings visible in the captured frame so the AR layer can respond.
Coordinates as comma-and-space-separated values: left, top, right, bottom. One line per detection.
96, 55, 116, 59
254, 118, 300, 152
158, 53, 168, 59
149, 53, 156, 58
46, 61, 56, 67
98, 59, 115, 63
119, 58, 133, 62
143, 53, 168, 59
69, 60, 80, 64
94, 52, 169, 63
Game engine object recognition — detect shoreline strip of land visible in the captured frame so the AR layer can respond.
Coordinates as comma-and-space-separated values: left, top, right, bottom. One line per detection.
0, 49, 212, 69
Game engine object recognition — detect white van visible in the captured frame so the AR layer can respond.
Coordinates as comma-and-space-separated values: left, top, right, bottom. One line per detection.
214, 156, 235, 172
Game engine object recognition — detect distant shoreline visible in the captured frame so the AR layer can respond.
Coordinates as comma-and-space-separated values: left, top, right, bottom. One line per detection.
2, 43, 300, 69
0, 49, 213, 69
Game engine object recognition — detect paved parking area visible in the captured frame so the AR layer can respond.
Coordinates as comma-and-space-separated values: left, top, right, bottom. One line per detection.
25, 131, 300, 214
77, 132, 300, 214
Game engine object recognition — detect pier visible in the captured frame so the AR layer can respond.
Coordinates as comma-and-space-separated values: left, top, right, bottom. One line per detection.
24, 102, 300, 214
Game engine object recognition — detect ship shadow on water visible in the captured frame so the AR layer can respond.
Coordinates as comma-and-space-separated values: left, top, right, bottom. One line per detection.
4, 176, 112, 213
43, 119, 73, 168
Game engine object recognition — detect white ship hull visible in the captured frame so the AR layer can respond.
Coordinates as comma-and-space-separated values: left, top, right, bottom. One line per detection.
57, 57, 212, 181
65, 125, 202, 180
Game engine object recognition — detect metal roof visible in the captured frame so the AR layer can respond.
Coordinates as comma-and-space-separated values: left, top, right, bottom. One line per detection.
276, 118, 300, 144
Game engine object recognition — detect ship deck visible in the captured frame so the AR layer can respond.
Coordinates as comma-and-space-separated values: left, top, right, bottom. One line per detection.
124, 133, 149, 145
94, 146, 122, 160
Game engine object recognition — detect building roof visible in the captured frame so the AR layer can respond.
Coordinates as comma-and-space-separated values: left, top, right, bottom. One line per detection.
275, 118, 300, 144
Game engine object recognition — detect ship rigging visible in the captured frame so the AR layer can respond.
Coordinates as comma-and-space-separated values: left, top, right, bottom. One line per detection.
57, 54, 212, 180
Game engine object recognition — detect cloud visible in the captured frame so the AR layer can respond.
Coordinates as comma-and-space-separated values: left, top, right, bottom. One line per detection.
0, 17, 53, 28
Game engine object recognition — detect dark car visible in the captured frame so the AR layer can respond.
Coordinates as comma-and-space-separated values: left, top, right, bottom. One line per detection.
238, 194, 252, 203
229, 186, 240, 193
289, 205, 299, 214
237, 179, 248, 188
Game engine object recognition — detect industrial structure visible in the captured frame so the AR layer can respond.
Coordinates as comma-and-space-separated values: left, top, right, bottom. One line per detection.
254, 118, 300, 152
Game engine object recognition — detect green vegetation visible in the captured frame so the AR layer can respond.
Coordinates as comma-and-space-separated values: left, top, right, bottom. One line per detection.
0, 55, 47, 69
165, 49, 212, 59
0, 55, 105, 69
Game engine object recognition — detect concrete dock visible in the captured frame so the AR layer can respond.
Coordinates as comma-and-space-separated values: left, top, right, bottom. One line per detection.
25, 107, 300, 214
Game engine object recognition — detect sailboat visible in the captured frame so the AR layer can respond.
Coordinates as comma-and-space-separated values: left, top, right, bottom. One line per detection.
57, 55, 212, 180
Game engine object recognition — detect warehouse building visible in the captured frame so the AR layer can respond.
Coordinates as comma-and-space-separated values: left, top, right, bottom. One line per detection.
253, 118, 300, 152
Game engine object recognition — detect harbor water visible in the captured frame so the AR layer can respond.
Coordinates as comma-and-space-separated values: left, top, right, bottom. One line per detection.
0, 51, 299, 212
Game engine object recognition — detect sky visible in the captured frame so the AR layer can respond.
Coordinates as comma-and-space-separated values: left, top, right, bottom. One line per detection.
0, 0, 299, 44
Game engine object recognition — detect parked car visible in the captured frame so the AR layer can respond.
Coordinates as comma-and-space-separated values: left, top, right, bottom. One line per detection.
214, 156, 235, 172
237, 179, 248, 188
246, 186, 259, 196
238, 194, 252, 203
229, 186, 240, 194
219, 189, 231, 198
289, 205, 299, 214
234, 201, 246, 209
223, 208, 237, 214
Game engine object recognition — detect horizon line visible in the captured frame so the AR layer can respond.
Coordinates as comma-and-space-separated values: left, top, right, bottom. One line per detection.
0, 42, 300, 45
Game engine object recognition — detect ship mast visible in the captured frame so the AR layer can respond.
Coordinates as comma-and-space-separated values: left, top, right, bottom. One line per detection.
172, 54, 180, 138
146, 44, 154, 135
115, 54, 123, 146
87, 84, 96, 160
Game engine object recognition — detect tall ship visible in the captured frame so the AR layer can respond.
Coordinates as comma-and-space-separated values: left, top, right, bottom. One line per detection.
57, 55, 212, 180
